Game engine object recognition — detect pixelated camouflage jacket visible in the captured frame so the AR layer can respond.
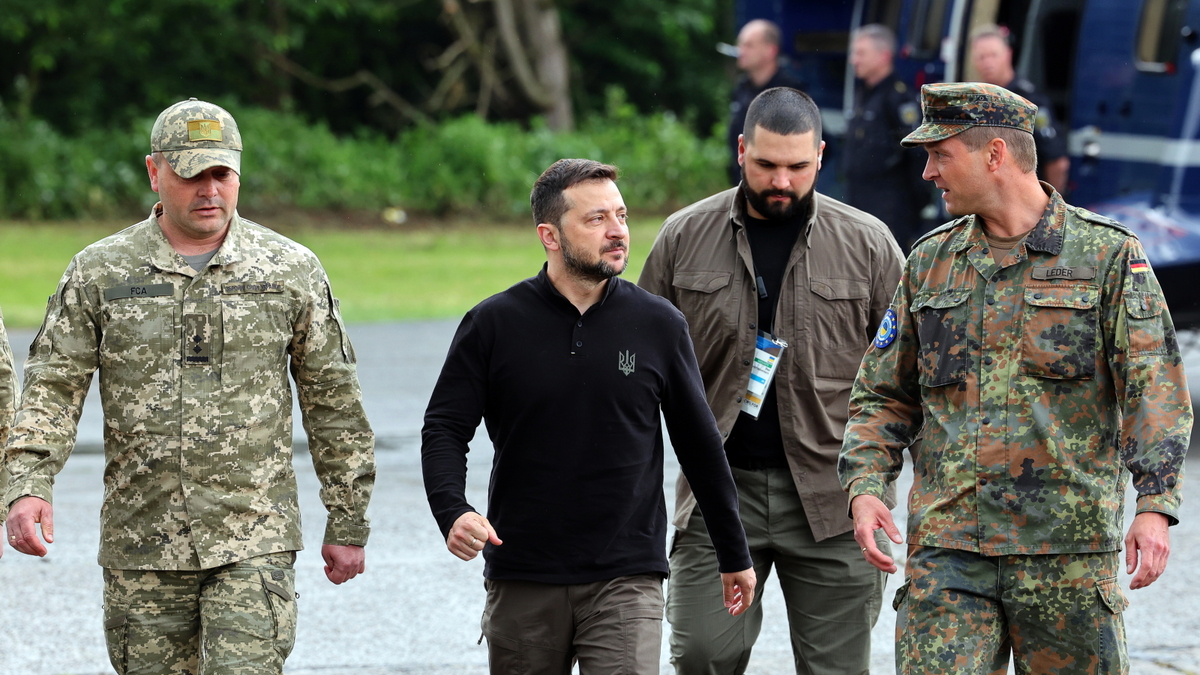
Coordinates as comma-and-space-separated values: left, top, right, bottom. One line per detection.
3, 207, 375, 570
840, 186, 1191, 555
0, 309, 18, 522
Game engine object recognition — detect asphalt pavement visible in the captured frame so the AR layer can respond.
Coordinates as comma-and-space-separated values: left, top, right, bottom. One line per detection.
1, 321, 1199, 675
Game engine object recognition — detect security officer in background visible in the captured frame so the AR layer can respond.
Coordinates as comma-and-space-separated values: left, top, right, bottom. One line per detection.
0, 308, 17, 552
970, 24, 1070, 194
843, 23, 931, 253
4, 98, 375, 674
727, 19, 806, 186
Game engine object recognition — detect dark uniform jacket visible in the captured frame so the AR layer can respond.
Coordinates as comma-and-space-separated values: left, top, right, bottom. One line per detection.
843, 72, 929, 249
841, 186, 1191, 555
640, 187, 903, 542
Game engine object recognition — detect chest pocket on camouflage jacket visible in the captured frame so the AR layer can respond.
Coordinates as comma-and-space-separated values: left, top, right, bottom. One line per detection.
1019, 284, 1099, 379
100, 295, 177, 434
911, 289, 971, 387
221, 290, 293, 430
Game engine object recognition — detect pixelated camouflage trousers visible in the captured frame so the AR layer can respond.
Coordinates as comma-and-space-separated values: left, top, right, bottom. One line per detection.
893, 546, 1128, 675
102, 551, 297, 675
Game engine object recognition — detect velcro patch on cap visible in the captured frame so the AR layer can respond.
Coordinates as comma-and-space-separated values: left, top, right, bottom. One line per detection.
187, 119, 223, 142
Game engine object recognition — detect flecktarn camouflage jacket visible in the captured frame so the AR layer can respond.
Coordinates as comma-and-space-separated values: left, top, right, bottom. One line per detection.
840, 187, 1191, 555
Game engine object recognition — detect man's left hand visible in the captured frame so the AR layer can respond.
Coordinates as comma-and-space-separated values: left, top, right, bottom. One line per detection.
721, 567, 757, 616
1125, 512, 1170, 590
322, 544, 365, 585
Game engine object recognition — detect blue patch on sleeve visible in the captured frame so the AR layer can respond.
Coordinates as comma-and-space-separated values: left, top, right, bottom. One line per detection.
873, 308, 898, 349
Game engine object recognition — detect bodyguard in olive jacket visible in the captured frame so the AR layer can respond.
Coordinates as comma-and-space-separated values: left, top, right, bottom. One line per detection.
640, 87, 904, 674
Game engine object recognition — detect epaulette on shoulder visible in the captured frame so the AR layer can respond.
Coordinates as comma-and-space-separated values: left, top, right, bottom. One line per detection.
1072, 206, 1135, 237
912, 215, 969, 247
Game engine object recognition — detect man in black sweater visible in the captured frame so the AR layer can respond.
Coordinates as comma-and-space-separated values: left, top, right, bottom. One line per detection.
421, 159, 755, 675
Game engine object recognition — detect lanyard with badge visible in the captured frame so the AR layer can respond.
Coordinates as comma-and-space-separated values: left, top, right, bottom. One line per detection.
741, 331, 787, 419
741, 270, 788, 419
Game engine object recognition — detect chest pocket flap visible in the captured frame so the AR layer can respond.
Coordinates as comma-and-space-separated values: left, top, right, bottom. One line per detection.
910, 288, 970, 312
1024, 285, 1098, 310
910, 288, 971, 387
1124, 290, 1162, 319
1021, 284, 1100, 379
672, 271, 731, 293
811, 277, 869, 301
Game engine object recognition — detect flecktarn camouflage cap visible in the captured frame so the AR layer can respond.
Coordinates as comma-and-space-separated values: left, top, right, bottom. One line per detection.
901, 82, 1038, 147
151, 98, 242, 178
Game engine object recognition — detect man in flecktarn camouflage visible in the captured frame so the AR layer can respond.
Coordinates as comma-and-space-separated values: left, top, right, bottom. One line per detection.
840, 82, 1191, 674
3, 98, 375, 675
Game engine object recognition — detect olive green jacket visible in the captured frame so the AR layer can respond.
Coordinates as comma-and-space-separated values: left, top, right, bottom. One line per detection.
640, 187, 904, 542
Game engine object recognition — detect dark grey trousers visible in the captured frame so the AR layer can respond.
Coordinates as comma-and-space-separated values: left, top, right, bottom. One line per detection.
667, 467, 887, 675
481, 574, 664, 675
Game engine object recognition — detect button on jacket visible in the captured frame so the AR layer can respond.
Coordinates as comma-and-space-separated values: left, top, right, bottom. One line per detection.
4, 208, 375, 570
639, 187, 904, 542
841, 187, 1191, 555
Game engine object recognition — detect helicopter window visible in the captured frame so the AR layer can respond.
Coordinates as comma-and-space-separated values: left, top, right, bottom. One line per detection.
1136, 0, 1189, 72
908, 0, 952, 58
863, 0, 903, 33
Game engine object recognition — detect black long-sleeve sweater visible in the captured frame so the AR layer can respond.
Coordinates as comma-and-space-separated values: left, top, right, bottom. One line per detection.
421, 266, 751, 584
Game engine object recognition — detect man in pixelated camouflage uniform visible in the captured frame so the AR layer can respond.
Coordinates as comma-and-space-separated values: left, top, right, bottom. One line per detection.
0, 307, 18, 547
3, 98, 375, 674
839, 82, 1191, 674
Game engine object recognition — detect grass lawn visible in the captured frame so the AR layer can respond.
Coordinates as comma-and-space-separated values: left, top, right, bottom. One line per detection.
0, 216, 669, 328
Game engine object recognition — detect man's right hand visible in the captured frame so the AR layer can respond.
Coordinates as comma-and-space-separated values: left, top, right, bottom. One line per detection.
447, 511, 502, 561
851, 494, 902, 573
5, 496, 55, 557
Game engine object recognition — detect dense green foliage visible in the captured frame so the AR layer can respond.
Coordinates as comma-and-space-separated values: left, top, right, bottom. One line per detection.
0, 88, 727, 219
0, 0, 734, 135
0, 0, 739, 220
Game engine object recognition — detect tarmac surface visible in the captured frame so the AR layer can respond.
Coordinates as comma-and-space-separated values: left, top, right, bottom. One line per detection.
2, 320, 1199, 675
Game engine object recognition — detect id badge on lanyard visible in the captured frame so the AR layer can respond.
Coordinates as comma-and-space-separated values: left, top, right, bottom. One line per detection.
740, 331, 787, 419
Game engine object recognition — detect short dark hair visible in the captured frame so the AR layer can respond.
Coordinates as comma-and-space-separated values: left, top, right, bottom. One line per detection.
743, 87, 822, 145
531, 159, 619, 228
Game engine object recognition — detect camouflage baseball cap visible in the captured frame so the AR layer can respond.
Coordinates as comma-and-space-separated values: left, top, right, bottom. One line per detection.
150, 98, 242, 178
900, 82, 1037, 147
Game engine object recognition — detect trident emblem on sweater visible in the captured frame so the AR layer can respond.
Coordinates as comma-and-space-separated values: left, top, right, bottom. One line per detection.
618, 350, 636, 376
